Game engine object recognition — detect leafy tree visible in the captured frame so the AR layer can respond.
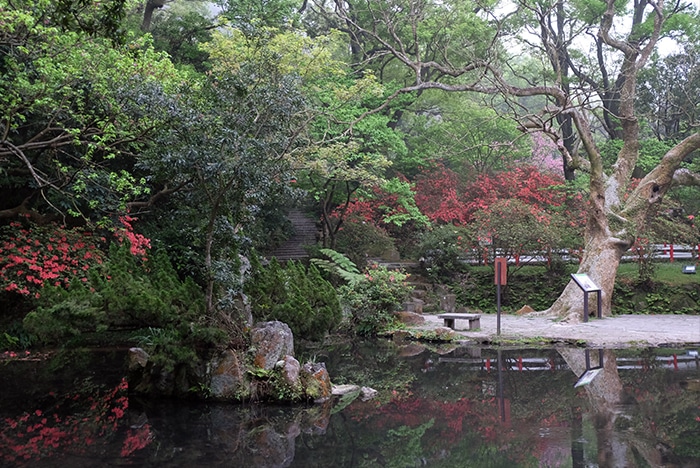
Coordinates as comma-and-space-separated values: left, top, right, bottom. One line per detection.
472, 198, 571, 272
219, 0, 302, 31
401, 92, 530, 179
135, 26, 308, 316
0, 1, 182, 225
338, 177, 429, 259
463, 166, 572, 222
416, 225, 473, 283
413, 164, 469, 225
318, 0, 700, 320
637, 43, 700, 140
146, 0, 217, 71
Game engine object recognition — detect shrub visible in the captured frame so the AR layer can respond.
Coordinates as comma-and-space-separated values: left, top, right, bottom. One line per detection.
245, 257, 342, 341
0, 221, 106, 299
338, 262, 413, 335
416, 225, 473, 283
23, 243, 212, 347
335, 220, 396, 270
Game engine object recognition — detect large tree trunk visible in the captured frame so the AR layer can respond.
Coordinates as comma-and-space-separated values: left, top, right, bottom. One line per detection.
543, 235, 627, 322
141, 0, 168, 31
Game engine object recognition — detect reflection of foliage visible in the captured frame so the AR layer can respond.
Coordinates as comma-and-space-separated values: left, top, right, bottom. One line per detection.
616, 351, 700, 462
0, 378, 152, 464
311, 339, 416, 397
343, 394, 538, 467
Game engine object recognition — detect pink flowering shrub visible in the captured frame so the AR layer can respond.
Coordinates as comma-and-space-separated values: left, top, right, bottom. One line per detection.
114, 215, 151, 260
0, 221, 105, 299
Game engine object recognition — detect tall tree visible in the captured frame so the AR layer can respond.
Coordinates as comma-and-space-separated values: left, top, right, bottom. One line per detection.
320, 0, 700, 321
136, 26, 309, 316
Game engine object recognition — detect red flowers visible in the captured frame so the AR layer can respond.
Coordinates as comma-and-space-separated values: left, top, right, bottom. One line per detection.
1, 223, 105, 298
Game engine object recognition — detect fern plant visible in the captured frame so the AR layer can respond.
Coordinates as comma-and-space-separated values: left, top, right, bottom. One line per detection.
311, 249, 364, 286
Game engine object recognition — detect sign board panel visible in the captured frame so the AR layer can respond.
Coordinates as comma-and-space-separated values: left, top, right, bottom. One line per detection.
571, 273, 601, 292
574, 368, 603, 388
494, 257, 507, 285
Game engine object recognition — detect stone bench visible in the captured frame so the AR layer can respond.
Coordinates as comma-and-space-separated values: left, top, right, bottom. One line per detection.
437, 313, 481, 330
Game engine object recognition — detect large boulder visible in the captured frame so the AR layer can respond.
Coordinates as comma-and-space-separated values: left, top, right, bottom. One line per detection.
277, 355, 301, 389
251, 321, 294, 370
209, 349, 249, 400
300, 362, 332, 403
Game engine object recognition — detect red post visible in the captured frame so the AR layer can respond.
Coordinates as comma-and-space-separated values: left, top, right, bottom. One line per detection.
669, 244, 674, 262
485, 358, 491, 372
518, 356, 523, 372
673, 354, 678, 370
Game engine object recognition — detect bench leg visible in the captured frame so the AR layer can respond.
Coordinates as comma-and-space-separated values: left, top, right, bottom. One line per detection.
468, 318, 480, 330
443, 318, 455, 329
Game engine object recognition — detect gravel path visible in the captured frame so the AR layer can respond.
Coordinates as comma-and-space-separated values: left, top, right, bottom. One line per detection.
415, 314, 700, 348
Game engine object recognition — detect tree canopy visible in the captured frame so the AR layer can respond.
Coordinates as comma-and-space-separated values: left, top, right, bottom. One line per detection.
1, 0, 699, 328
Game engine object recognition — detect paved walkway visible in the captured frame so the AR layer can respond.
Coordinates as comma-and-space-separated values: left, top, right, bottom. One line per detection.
416, 314, 700, 348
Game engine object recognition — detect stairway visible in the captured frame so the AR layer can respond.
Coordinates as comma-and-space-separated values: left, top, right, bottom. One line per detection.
267, 209, 319, 261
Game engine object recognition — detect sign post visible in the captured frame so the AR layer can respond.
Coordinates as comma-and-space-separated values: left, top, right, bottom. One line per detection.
494, 257, 507, 335
570, 273, 602, 322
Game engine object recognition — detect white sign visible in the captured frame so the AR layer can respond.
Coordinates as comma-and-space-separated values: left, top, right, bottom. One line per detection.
574, 368, 603, 388
571, 273, 601, 292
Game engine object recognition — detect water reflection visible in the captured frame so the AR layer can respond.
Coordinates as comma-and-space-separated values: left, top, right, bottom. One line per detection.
0, 344, 698, 467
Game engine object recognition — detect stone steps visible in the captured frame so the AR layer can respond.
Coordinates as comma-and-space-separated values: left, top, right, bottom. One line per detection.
268, 209, 319, 261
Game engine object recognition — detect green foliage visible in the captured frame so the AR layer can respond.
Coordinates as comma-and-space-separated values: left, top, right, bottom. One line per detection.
612, 277, 699, 315
23, 243, 220, 351
311, 249, 364, 286
89, 244, 206, 327
148, 3, 214, 71
334, 221, 396, 270
473, 198, 571, 272
133, 327, 201, 374
452, 266, 576, 312
416, 225, 473, 283
245, 257, 342, 341
0, 321, 36, 350
23, 296, 107, 344
0, 3, 183, 223
402, 93, 529, 178
338, 263, 413, 336
141, 28, 311, 314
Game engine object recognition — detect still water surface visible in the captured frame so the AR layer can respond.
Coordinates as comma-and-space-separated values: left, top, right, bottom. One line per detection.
1, 341, 698, 467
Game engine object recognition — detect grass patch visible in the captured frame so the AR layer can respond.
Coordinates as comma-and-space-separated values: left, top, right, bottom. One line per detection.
617, 262, 698, 285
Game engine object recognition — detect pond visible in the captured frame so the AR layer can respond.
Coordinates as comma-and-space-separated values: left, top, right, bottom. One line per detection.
1, 341, 698, 467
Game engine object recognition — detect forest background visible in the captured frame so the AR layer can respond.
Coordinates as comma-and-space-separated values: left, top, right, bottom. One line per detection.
1, 0, 699, 355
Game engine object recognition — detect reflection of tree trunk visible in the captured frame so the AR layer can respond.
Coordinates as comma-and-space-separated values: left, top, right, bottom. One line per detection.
570, 407, 584, 468
560, 349, 623, 467
560, 349, 666, 468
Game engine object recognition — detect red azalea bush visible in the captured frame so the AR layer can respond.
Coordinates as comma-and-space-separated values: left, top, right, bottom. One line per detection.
0, 221, 106, 299
1, 215, 153, 300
